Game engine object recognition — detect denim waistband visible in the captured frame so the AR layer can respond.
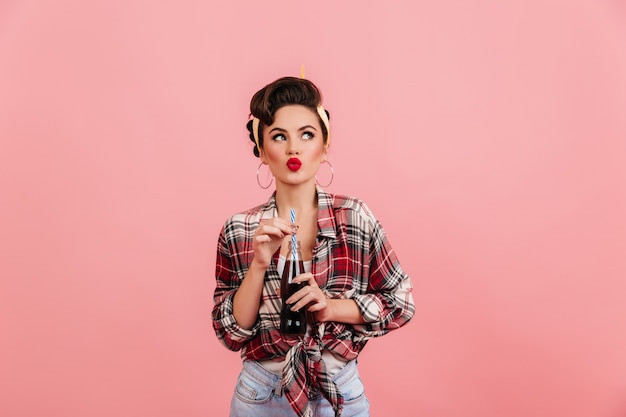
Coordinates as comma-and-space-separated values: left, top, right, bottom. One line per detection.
243, 359, 283, 389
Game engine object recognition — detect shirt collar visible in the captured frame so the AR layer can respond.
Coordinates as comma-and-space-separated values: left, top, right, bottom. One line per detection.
259, 193, 278, 220
315, 186, 337, 240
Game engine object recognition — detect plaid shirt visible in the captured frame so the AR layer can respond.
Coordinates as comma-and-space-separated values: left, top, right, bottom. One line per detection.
212, 187, 415, 416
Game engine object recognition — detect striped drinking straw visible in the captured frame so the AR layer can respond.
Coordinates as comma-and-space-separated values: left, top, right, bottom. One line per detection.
290, 209, 300, 278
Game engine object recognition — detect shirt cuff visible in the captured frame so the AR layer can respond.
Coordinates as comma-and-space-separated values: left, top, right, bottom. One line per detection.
221, 313, 259, 342
352, 293, 384, 323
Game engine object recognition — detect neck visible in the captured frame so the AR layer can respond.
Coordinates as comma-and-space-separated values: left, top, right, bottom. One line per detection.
274, 181, 318, 218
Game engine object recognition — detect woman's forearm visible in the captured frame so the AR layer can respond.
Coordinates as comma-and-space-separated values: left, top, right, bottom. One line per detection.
321, 299, 366, 325
232, 259, 268, 329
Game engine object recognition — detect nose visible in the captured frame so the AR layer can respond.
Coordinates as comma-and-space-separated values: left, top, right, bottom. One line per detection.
286, 138, 301, 155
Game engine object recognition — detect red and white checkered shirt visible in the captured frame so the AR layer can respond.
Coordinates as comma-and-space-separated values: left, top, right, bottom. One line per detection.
212, 187, 415, 416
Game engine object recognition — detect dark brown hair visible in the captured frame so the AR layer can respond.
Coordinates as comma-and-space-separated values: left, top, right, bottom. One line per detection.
246, 76, 330, 157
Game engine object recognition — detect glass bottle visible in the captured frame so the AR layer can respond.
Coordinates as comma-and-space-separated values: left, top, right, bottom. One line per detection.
280, 241, 308, 335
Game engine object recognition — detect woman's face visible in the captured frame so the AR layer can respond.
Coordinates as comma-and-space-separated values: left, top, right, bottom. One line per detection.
259, 104, 327, 188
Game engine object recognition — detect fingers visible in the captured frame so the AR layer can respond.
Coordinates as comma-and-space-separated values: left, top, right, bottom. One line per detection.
286, 277, 326, 313
291, 273, 317, 286
288, 289, 327, 314
256, 218, 297, 240
260, 217, 297, 232
252, 217, 299, 267
255, 224, 285, 240
253, 234, 272, 244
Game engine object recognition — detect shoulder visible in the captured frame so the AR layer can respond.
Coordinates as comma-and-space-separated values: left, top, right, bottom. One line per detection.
221, 198, 274, 235
327, 192, 377, 223
228, 201, 269, 222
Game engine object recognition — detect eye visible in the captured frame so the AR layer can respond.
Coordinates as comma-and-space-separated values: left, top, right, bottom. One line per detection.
302, 131, 314, 140
271, 133, 286, 141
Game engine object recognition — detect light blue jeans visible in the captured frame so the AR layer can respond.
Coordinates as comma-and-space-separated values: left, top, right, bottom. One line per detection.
229, 359, 370, 417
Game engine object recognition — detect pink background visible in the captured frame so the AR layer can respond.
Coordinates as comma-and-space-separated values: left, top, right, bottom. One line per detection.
1, 1, 626, 416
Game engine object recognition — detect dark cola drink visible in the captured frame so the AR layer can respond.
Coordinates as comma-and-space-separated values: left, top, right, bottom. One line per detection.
280, 241, 308, 336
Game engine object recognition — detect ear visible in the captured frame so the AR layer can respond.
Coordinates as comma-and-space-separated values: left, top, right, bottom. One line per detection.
259, 149, 268, 164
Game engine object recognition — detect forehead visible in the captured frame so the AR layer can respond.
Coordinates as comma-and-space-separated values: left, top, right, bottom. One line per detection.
269, 105, 321, 128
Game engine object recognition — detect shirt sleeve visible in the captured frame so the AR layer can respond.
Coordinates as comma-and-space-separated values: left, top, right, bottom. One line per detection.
351, 215, 415, 342
211, 224, 259, 351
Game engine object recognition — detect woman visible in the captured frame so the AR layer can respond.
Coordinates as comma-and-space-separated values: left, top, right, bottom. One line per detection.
212, 76, 415, 417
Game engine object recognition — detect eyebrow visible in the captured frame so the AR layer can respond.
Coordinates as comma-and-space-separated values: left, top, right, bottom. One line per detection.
268, 125, 318, 134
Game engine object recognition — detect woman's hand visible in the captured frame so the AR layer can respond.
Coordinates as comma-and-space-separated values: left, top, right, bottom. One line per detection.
287, 273, 333, 323
252, 218, 296, 268
286, 274, 367, 325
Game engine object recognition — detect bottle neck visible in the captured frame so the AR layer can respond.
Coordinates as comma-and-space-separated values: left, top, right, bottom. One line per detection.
285, 240, 303, 278
288, 240, 302, 260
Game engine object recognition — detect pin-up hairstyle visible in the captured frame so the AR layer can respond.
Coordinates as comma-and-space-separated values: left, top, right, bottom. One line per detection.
246, 76, 330, 157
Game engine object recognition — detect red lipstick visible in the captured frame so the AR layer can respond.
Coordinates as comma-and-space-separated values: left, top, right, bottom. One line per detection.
287, 158, 302, 172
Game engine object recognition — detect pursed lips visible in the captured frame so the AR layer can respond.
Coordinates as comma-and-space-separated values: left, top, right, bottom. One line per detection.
287, 158, 302, 171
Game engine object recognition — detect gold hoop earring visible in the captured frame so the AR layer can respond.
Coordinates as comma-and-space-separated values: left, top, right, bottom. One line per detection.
256, 162, 274, 189
315, 160, 334, 188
